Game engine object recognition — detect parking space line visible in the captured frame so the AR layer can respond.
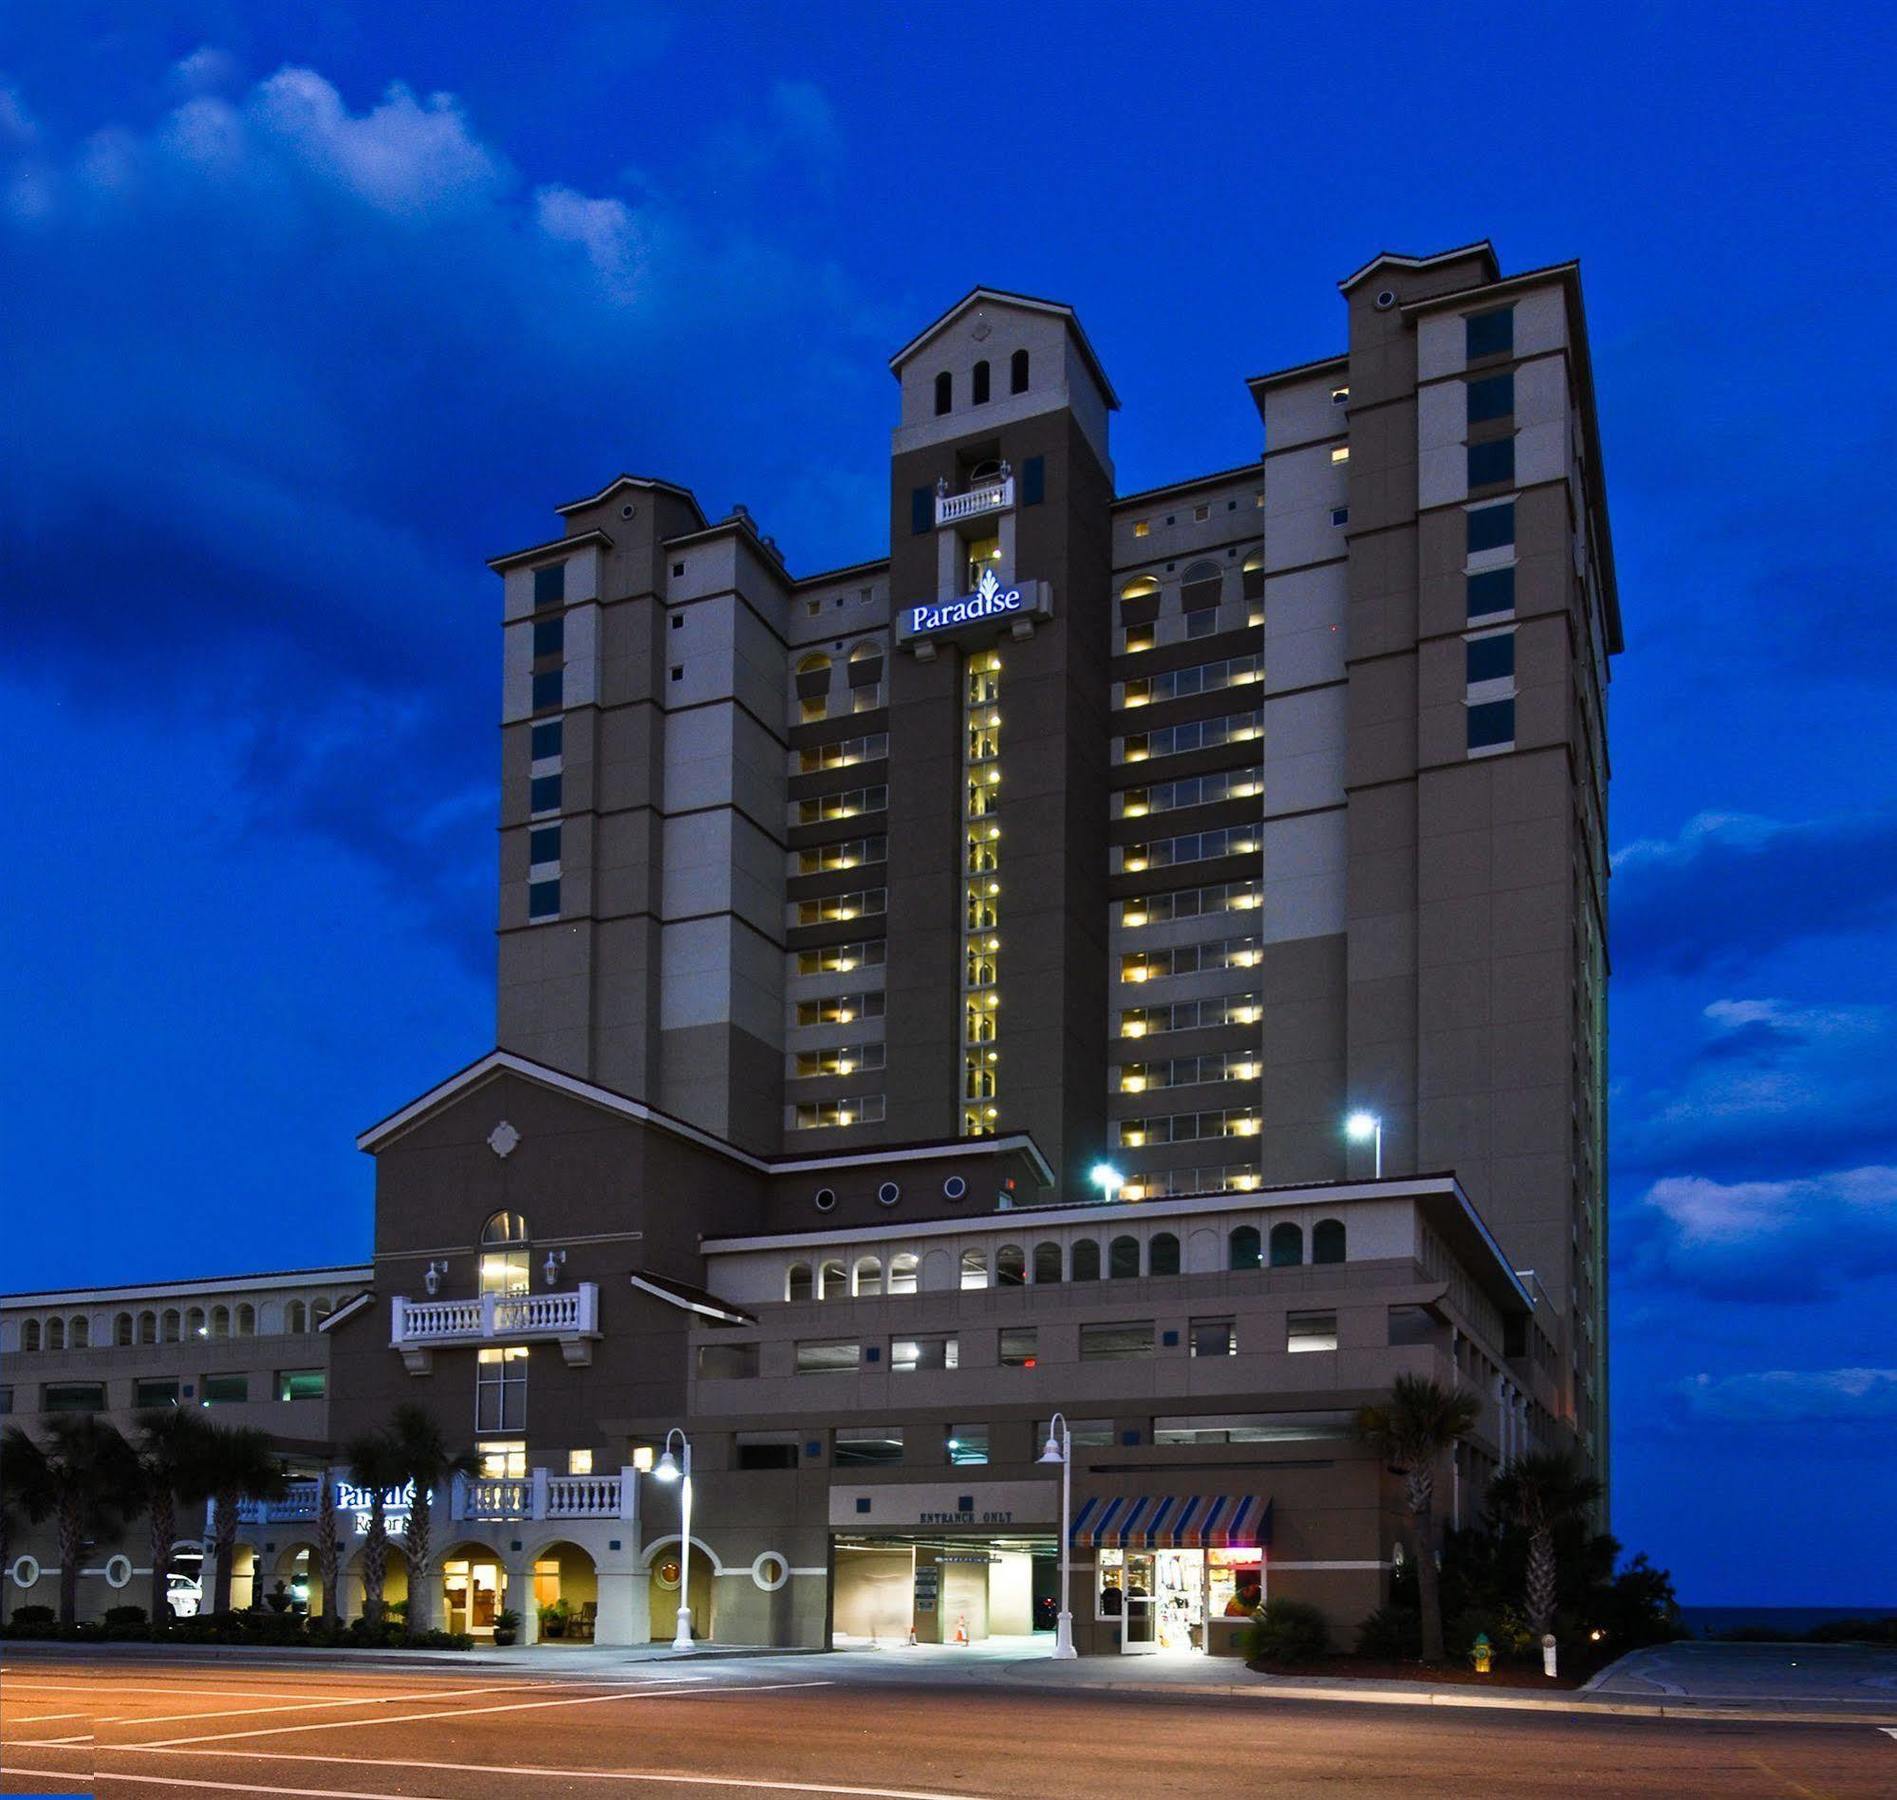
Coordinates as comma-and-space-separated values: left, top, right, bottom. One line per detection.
129, 1680, 834, 1749
99, 1746, 1005, 1800
12, 1712, 91, 1723
1, 1772, 405, 1800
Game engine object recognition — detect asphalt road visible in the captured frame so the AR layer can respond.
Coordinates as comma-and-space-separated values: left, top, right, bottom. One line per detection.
3, 1656, 1893, 1798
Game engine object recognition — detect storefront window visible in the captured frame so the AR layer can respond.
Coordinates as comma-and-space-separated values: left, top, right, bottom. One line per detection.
1210, 1548, 1262, 1618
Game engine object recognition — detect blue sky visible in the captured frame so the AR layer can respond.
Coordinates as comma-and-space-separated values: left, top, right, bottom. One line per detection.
2, 3, 1892, 1607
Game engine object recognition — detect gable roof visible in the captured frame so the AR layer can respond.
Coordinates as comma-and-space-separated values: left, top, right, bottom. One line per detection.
356, 1048, 1055, 1187
1338, 240, 1499, 293
553, 473, 707, 524
889, 286, 1120, 410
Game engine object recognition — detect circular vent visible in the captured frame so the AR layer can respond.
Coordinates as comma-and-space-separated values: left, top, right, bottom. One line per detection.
621, 502, 637, 519
1374, 288, 1398, 311
813, 1187, 837, 1213
943, 1175, 967, 1202
877, 1181, 901, 1207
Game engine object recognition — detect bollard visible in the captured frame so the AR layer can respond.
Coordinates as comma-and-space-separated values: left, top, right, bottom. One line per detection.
1542, 1632, 1558, 1678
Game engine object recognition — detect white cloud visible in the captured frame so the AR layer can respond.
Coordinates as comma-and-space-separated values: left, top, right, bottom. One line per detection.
1682, 1368, 1897, 1423
1644, 1165, 1897, 1243
247, 69, 510, 215
172, 46, 240, 97
534, 184, 646, 301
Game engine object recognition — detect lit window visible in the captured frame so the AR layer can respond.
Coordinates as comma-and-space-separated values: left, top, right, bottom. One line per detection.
1330, 385, 1350, 405
1133, 520, 1150, 538
1287, 1311, 1338, 1353
947, 1424, 990, 1465
1330, 445, 1349, 464
568, 1449, 594, 1475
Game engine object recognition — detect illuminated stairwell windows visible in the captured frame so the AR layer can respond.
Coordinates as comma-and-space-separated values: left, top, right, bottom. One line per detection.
961, 648, 1004, 1137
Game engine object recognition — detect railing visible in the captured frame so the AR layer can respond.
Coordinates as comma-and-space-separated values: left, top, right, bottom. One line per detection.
231, 1480, 322, 1526
391, 1283, 598, 1348
935, 477, 1014, 527
451, 1468, 637, 1523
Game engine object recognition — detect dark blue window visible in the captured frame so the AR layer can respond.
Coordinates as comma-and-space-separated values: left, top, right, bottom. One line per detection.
1312, 1218, 1347, 1265
528, 878, 560, 920
933, 370, 951, 415
1467, 502, 1515, 555
530, 720, 563, 760
531, 670, 563, 712
1010, 348, 1029, 394
532, 563, 566, 609
529, 773, 562, 813
971, 360, 990, 404
1022, 455, 1045, 506
911, 487, 932, 536
1467, 373, 1514, 423
1467, 438, 1516, 489
1227, 1225, 1261, 1271
1468, 698, 1516, 749
532, 617, 564, 657
1269, 1222, 1304, 1267
1467, 567, 1516, 618
529, 825, 561, 866
1466, 633, 1515, 685
1465, 306, 1514, 360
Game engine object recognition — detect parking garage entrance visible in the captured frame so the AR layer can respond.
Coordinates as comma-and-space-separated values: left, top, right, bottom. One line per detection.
832, 1532, 1059, 1647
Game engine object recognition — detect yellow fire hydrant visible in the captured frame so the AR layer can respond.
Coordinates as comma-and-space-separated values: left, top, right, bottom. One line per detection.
1472, 1633, 1493, 1674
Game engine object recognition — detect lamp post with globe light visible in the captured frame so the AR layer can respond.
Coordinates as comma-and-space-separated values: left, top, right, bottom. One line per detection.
1089, 1162, 1123, 1202
650, 1429, 695, 1652
1346, 1111, 1383, 1179
1037, 1414, 1078, 1658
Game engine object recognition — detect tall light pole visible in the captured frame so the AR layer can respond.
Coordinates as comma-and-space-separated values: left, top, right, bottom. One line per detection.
651, 1428, 694, 1652
1346, 1111, 1383, 1179
1037, 1414, 1077, 1659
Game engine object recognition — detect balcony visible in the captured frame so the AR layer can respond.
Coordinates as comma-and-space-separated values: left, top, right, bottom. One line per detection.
935, 476, 1014, 527
232, 1479, 324, 1525
451, 1468, 637, 1523
389, 1283, 600, 1373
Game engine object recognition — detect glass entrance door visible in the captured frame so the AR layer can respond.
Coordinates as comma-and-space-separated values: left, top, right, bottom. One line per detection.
1120, 1551, 1158, 1654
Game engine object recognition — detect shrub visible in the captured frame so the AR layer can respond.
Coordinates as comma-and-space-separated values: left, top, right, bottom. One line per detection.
104, 1604, 148, 1626
1355, 1603, 1420, 1660
11, 1605, 56, 1626
1806, 1617, 1897, 1646
1245, 1597, 1329, 1665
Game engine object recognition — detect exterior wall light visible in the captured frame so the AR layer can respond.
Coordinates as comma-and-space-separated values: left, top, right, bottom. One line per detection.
1346, 1111, 1383, 1178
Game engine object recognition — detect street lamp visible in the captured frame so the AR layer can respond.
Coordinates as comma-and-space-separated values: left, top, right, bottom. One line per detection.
1345, 1111, 1382, 1179
1037, 1414, 1078, 1659
1089, 1162, 1123, 1202
650, 1427, 695, 1652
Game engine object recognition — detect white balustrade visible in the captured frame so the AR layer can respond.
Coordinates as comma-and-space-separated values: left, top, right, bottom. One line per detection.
391, 1282, 598, 1350
450, 1466, 635, 1523
935, 477, 1014, 526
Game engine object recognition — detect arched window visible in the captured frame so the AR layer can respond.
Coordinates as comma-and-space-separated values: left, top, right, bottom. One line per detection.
1109, 1235, 1141, 1279
972, 359, 990, 404
995, 1244, 1026, 1288
787, 1263, 814, 1303
819, 1258, 848, 1301
311, 1297, 334, 1326
1150, 1232, 1181, 1277
1270, 1222, 1305, 1267
182, 1306, 204, 1338
888, 1253, 919, 1296
1071, 1239, 1100, 1282
139, 1310, 157, 1345
162, 1309, 181, 1343
1119, 576, 1160, 603
1010, 348, 1029, 394
21, 1319, 40, 1351
796, 650, 832, 722
285, 1300, 306, 1335
1241, 550, 1265, 607
481, 1211, 531, 1297
853, 1256, 883, 1298
1228, 1226, 1262, 1271
1312, 1219, 1347, 1265
236, 1303, 256, 1336
1032, 1242, 1063, 1284
210, 1305, 231, 1339
70, 1316, 89, 1349
934, 370, 952, 415
959, 1248, 989, 1290
115, 1312, 134, 1347
47, 1318, 65, 1351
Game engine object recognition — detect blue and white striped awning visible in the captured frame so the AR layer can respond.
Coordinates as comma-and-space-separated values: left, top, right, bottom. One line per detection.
1071, 1492, 1271, 1550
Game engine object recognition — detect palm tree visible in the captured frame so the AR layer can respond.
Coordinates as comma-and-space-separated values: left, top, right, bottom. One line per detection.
1356, 1374, 1483, 1664
387, 1404, 477, 1640
135, 1408, 218, 1624
192, 1424, 287, 1615
315, 1465, 342, 1629
1489, 1451, 1604, 1665
1, 1417, 142, 1624
344, 1428, 410, 1628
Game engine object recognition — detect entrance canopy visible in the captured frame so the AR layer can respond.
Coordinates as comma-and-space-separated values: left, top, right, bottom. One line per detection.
1071, 1493, 1271, 1551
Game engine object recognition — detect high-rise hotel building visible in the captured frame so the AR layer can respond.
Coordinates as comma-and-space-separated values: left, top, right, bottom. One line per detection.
489, 239, 1617, 1465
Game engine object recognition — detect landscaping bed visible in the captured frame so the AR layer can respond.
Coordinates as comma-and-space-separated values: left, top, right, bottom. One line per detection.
1245, 1655, 1584, 1690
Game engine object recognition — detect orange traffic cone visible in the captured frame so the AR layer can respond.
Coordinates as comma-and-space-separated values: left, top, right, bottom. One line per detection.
954, 1613, 969, 1645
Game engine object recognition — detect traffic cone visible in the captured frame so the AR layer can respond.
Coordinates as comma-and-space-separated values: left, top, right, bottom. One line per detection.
954, 1613, 969, 1645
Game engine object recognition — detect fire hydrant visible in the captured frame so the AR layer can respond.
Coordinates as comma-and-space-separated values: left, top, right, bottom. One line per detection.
1471, 1633, 1493, 1674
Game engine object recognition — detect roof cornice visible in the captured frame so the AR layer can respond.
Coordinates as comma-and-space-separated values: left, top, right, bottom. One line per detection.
485, 528, 613, 574
889, 286, 1121, 410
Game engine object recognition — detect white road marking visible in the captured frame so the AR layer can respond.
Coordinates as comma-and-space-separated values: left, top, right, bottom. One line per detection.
96, 1678, 558, 1726
0, 1773, 392, 1800
5, 1681, 399, 1701
129, 1679, 835, 1749
1882, 1726, 1897, 1739
4, 1733, 95, 1746
98, 1746, 1006, 1800
11, 1711, 92, 1723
